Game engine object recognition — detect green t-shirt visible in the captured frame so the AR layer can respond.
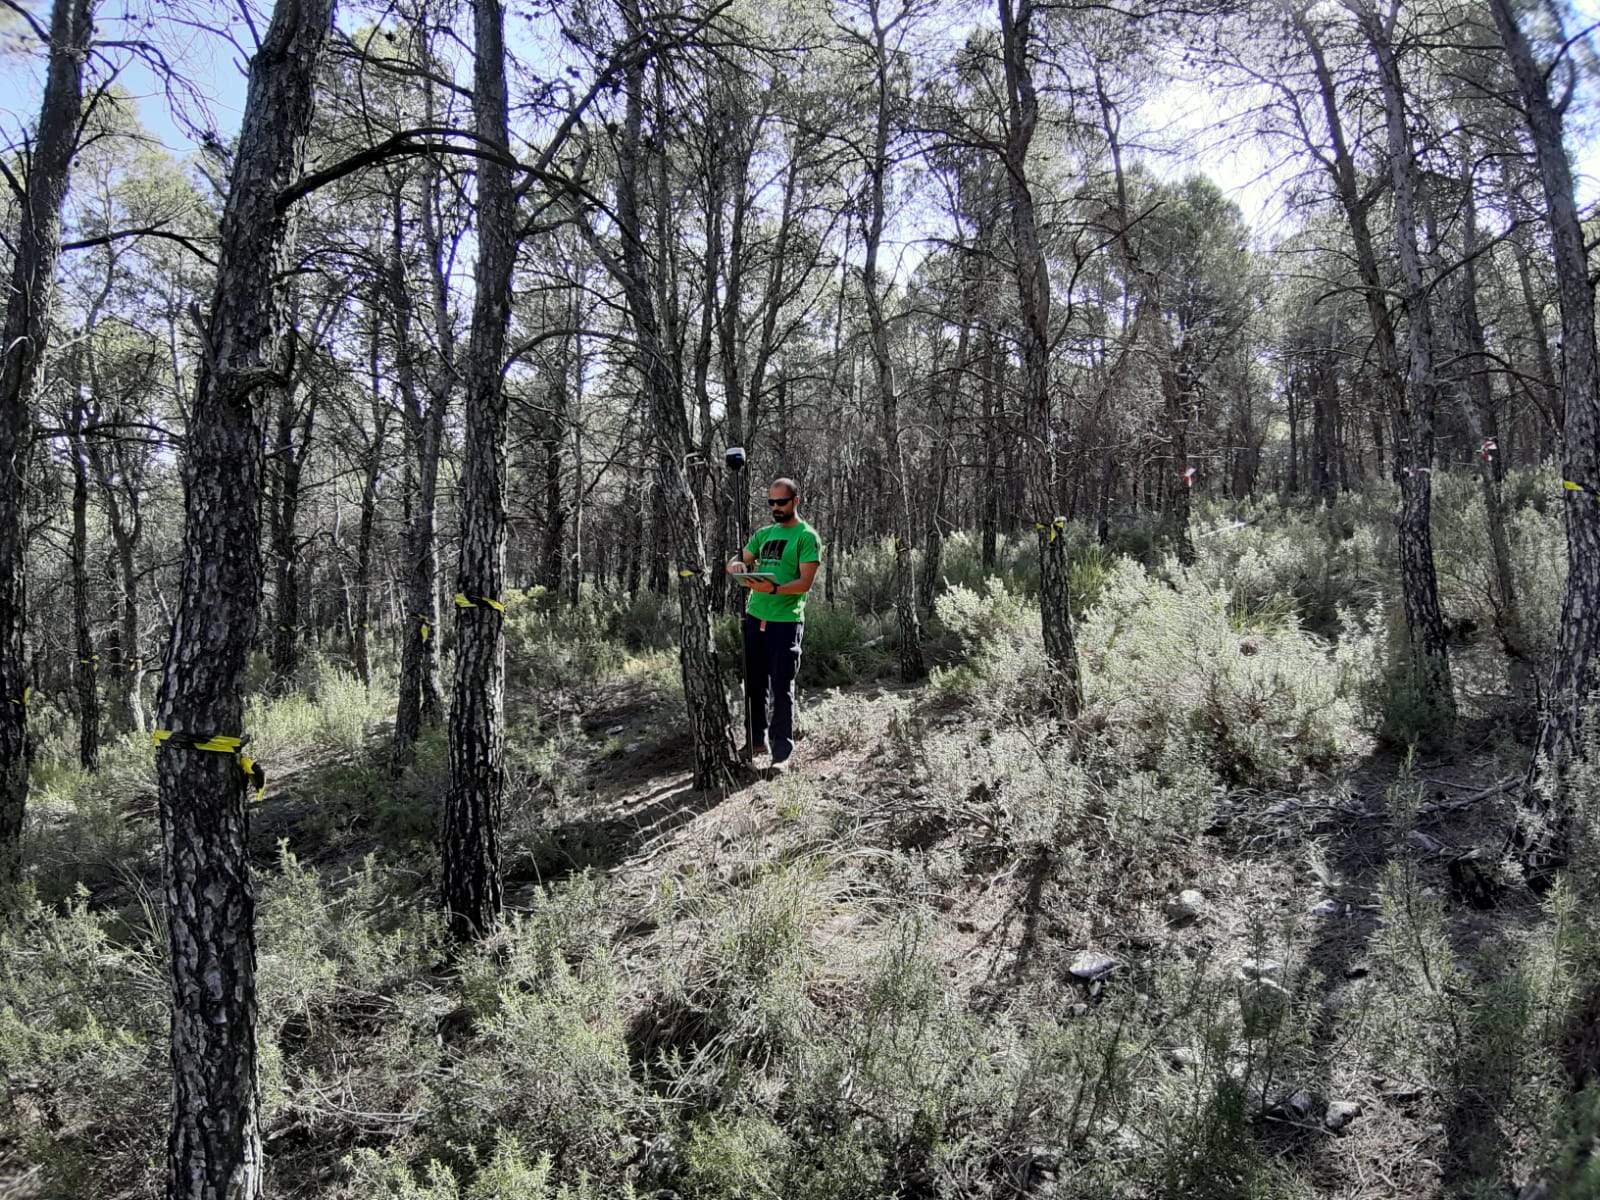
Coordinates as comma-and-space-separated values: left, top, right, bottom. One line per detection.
744, 519, 821, 623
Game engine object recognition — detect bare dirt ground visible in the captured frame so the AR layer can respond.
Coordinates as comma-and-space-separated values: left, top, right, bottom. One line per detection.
490, 674, 1551, 1200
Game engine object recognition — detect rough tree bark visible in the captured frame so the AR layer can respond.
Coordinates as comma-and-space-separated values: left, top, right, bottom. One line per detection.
604, 0, 736, 790
859, 0, 925, 680
1489, 0, 1600, 873
1356, 0, 1453, 716
152, 0, 332, 1191
1298, 8, 1451, 717
267, 374, 317, 688
69, 390, 99, 770
389, 179, 451, 774
442, 0, 515, 940
352, 316, 389, 689
89, 426, 147, 734
1450, 155, 1529, 696
0, 0, 93, 867
999, 0, 1082, 718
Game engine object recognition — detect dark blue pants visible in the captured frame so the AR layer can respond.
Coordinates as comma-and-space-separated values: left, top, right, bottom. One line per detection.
743, 614, 803, 758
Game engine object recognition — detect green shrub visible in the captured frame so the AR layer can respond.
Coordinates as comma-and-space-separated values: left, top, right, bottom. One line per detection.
1080, 559, 1374, 783
501, 587, 628, 699
248, 658, 391, 762
0, 894, 167, 1197
346, 1132, 637, 1199
1186, 495, 1386, 638
932, 560, 1374, 784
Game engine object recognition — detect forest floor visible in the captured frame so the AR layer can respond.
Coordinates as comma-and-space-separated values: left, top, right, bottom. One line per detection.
4, 631, 1592, 1200
281, 659, 1569, 1196
507, 679, 1557, 1200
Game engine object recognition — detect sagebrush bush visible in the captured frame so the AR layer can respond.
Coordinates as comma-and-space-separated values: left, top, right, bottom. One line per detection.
249, 658, 392, 762
346, 1131, 638, 1199
932, 561, 1374, 785
501, 587, 629, 698
0, 894, 167, 1197
1187, 495, 1387, 638
1081, 560, 1374, 783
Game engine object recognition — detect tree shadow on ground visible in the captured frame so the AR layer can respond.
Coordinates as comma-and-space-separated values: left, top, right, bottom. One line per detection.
1229, 741, 1538, 1198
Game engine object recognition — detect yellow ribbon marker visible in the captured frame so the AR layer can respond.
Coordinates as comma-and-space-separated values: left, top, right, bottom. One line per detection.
9, 687, 30, 708
1563, 480, 1599, 497
677, 568, 702, 578
454, 593, 505, 612
152, 730, 266, 798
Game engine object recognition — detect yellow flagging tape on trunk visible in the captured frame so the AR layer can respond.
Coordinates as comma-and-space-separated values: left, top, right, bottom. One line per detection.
454, 593, 505, 612
152, 729, 266, 798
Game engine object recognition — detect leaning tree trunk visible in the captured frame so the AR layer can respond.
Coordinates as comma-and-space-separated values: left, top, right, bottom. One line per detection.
441, 0, 515, 941
1302, 9, 1451, 715
0, 0, 92, 867
1362, 0, 1453, 718
152, 0, 332, 1192
1000, 0, 1081, 719
1490, 0, 1600, 874
609, 0, 735, 791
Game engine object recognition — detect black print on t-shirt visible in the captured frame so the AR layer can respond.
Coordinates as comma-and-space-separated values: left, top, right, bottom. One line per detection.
759, 539, 789, 563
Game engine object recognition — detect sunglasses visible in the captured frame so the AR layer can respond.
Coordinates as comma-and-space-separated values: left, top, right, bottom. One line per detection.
767, 496, 796, 506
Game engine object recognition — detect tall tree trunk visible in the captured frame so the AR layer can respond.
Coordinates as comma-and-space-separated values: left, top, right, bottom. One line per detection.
268, 379, 316, 687
567, 331, 585, 607
1301, 8, 1450, 713
106, 494, 145, 733
1000, 0, 1081, 719
153, 0, 331, 1191
861, 0, 924, 681
442, 0, 515, 941
70, 398, 99, 770
1490, 0, 1600, 872
1312, 331, 1340, 505
353, 453, 380, 690
607, 0, 735, 790
1502, 161, 1562, 440
981, 329, 1000, 567
1451, 157, 1530, 697
390, 184, 449, 774
539, 320, 574, 597
0, 0, 92, 866
1359, 0, 1453, 716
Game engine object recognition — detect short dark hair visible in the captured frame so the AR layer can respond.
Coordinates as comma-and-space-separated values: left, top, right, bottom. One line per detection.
769, 477, 799, 498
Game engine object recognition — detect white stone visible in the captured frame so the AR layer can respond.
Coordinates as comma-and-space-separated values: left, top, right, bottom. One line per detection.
1165, 889, 1206, 922
1325, 1100, 1361, 1131
1069, 952, 1118, 980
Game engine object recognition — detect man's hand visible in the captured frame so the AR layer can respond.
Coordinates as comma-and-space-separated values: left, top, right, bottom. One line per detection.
726, 557, 746, 576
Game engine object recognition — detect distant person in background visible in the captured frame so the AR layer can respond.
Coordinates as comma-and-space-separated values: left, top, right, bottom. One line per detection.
725, 477, 821, 767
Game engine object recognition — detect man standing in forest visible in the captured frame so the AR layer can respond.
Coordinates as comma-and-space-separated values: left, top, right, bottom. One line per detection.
726, 477, 820, 767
